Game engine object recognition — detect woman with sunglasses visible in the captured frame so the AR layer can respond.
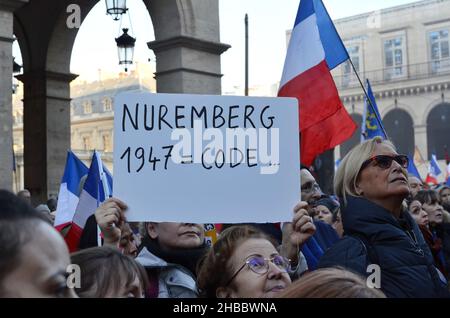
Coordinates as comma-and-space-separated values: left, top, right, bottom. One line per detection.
196, 206, 315, 298
318, 137, 449, 298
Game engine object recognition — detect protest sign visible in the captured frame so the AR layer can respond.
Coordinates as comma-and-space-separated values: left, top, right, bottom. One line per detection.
114, 93, 299, 223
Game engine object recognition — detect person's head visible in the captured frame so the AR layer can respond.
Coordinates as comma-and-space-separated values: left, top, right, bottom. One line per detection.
414, 190, 444, 226
17, 189, 31, 204
35, 204, 54, 225
407, 199, 429, 227
46, 198, 57, 212
0, 190, 76, 298
120, 223, 138, 258
278, 267, 385, 298
146, 222, 205, 251
312, 197, 339, 225
408, 176, 423, 198
334, 137, 409, 211
438, 185, 450, 206
70, 246, 148, 298
300, 168, 323, 204
197, 225, 291, 298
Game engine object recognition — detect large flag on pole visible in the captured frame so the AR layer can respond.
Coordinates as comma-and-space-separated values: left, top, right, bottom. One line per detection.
425, 154, 442, 185
278, 0, 356, 166
54, 151, 89, 231
361, 79, 387, 141
64, 151, 113, 252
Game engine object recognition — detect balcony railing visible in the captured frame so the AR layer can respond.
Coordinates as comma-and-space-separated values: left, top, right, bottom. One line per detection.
334, 58, 450, 90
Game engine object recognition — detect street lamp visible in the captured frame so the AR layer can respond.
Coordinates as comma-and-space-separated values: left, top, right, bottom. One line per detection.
13, 58, 22, 74
12, 57, 22, 94
105, 0, 127, 21
115, 28, 136, 72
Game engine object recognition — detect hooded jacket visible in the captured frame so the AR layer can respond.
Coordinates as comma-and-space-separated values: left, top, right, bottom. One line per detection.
318, 196, 449, 298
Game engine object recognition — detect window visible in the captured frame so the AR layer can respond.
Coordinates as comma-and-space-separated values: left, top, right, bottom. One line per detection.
102, 134, 111, 152
82, 136, 92, 150
384, 36, 406, 79
342, 45, 360, 87
429, 29, 450, 73
83, 100, 92, 114
102, 97, 113, 112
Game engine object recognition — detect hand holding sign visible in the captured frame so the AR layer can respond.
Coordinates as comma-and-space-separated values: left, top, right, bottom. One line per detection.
290, 201, 316, 245
94, 197, 128, 246
281, 201, 316, 267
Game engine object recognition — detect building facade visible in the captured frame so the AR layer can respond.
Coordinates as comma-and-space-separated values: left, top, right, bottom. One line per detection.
331, 0, 450, 179
12, 64, 156, 193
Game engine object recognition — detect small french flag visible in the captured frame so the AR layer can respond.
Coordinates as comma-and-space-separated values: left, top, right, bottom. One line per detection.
425, 154, 442, 185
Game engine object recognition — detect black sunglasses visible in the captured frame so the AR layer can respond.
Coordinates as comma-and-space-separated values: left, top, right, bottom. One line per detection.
360, 154, 409, 171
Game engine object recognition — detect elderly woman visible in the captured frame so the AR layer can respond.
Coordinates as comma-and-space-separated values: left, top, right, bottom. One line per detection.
318, 137, 449, 298
196, 203, 315, 298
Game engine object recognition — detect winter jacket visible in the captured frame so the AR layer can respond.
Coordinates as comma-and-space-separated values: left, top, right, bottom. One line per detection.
318, 196, 449, 298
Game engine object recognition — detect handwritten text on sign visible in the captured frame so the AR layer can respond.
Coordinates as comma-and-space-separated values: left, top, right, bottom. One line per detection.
113, 93, 300, 223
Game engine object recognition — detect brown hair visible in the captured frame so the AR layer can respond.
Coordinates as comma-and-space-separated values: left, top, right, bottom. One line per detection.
278, 267, 385, 298
414, 189, 439, 206
70, 246, 149, 297
196, 225, 275, 298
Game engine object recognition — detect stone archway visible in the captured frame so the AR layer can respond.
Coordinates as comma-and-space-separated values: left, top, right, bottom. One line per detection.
426, 103, 450, 160
5, 0, 229, 203
339, 113, 363, 159
383, 108, 415, 156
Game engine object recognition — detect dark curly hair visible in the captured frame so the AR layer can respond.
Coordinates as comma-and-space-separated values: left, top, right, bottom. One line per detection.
196, 225, 275, 298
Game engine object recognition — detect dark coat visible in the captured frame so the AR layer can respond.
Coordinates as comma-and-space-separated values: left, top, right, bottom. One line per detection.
318, 196, 449, 298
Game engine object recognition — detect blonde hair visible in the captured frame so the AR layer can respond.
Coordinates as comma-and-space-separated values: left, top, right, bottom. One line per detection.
334, 137, 397, 205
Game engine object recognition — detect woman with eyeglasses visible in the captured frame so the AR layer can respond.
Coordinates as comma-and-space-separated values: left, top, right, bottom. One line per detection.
318, 137, 449, 298
196, 206, 315, 298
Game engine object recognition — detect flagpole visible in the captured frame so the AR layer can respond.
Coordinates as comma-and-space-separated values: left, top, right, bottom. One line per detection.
348, 59, 389, 139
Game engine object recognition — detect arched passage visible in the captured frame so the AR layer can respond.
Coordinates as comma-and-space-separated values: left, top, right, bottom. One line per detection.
383, 108, 415, 156
12, 0, 228, 203
339, 113, 363, 159
427, 103, 450, 160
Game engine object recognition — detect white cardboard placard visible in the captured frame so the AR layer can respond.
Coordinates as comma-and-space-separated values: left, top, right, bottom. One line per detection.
113, 93, 299, 223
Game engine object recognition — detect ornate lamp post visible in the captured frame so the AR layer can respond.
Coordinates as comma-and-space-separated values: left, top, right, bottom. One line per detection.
105, 0, 127, 21
115, 28, 136, 72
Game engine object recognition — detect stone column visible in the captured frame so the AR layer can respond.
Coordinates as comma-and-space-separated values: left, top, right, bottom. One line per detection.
414, 124, 428, 160
0, 0, 27, 190
148, 36, 230, 94
17, 70, 77, 205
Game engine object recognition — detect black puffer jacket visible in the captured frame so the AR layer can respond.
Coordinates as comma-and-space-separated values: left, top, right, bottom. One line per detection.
318, 196, 449, 298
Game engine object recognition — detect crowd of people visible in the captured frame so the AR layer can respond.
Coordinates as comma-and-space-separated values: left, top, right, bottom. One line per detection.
1, 137, 450, 298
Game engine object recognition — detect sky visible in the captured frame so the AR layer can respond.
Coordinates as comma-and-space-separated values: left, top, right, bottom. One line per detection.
13, 0, 420, 92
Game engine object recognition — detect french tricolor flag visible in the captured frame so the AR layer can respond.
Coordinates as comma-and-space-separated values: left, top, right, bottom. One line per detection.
64, 151, 113, 252
278, 0, 356, 166
425, 154, 442, 185
54, 151, 88, 232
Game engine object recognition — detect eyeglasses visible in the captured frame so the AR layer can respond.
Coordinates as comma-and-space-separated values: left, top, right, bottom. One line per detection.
225, 255, 290, 286
301, 181, 321, 194
360, 154, 409, 171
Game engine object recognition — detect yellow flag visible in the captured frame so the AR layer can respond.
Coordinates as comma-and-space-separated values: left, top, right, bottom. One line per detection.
414, 146, 425, 166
